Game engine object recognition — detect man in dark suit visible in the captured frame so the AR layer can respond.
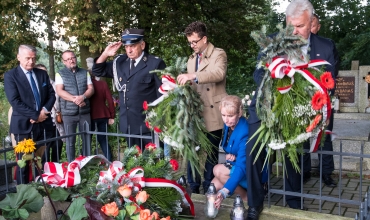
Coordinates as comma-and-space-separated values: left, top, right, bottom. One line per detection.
4, 44, 56, 184
246, 0, 339, 219
303, 12, 339, 188
92, 29, 166, 149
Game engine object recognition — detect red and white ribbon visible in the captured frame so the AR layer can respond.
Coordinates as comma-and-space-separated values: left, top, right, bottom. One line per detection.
159, 75, 177, 95
267, 57, 332, 152
149, 75, 177, 107
36, 155, 108, 187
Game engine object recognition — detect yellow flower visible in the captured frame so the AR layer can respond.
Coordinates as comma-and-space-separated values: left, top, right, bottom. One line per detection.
14, 139, 36, 154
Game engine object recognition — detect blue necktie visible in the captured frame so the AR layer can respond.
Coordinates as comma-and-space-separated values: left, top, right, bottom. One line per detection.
27, 71, 41, 111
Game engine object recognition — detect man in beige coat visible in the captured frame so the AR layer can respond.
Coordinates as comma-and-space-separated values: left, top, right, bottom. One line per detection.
177, 21, 227, 194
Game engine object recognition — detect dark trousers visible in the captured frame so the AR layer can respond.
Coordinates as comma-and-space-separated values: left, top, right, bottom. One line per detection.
44, 126, 63, 162
15, 123, 53, 184
303, 112, 335, 175
91, 118, 112, 161
246, 122, 267, 207
127, 132, 152, 151
187, 129, 222, 193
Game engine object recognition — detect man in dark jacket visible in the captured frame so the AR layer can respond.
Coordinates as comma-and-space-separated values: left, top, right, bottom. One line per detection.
4, 44, 56, 184
92, 29, 166, 149
246, 0, 339, 219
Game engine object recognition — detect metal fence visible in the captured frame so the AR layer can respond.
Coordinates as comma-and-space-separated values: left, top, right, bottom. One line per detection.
0, 126, 369, 219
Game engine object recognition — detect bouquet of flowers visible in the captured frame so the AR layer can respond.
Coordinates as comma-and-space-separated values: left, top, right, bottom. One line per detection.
143, 57, 213, 176
33, 145, 192, 220
250, 24, 334, 172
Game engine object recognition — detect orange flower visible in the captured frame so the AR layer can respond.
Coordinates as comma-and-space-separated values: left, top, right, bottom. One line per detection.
101, 201, 119, 217
145, 143, 157, 151
117, 184, 132, 197
139, 209, 151, 220
306, 114, 322, 132
160, 217, 171, 220
311, 91, 327, 110
136, 191, 149, 204
143, 101, 148, 111
320, 71, 335, 89
150, 212, 160, 220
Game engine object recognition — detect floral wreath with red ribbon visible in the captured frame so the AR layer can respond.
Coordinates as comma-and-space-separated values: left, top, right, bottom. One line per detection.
250, 24, 335, 172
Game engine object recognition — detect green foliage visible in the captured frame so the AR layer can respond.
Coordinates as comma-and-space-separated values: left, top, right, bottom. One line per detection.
67, 197, 88, 220
0, 184, 44, 220
146, 57, 213, 177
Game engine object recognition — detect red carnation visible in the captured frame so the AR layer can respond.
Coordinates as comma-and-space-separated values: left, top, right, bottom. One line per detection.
145, 142, 157, 151
154, 126, 162, 133
320, 72, 335, 89
143, 101, 148, 111
169, 159, 179, 171
134, 145, 142, 155
311, 91, 327, 110
145, 121, 151, 129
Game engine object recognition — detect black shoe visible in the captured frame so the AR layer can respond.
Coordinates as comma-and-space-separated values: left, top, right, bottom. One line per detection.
322, 174, 337, 187
247, 205, 263, 220
303, 171, 311, 184
191, 188, 200, 194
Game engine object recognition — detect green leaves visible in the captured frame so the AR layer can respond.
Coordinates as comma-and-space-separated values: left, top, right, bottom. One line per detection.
0, 184, 43, 219
49, 187, 70, 202
67, 197, 88, 220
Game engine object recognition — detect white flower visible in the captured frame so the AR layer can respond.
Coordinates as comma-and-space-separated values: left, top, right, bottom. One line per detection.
195, 146, 200, 151
252, 91, 255, 96
245, 94, 250, 100
242, 99, 246, 104
268, 141, 286, 150
247, 100, 252, 106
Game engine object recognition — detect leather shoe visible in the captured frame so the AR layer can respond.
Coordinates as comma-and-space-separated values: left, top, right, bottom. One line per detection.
247, 205, 263, 220
322, 174, 337, 187
303, 171, 311, 184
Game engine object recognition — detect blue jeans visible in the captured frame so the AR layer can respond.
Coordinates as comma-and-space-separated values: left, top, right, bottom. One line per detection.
91, 118, 112, 161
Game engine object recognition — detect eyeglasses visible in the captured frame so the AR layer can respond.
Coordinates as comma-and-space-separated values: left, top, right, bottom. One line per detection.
63, 56, 77, 62
187, 36, 204, 46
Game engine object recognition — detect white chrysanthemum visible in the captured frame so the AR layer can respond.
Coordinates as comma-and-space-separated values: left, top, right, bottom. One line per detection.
242, 99, 246, 104
247, 100, 252, 106
195, 146, 200, 151
252, 91, 255, 96
147, 110, 157, 119
245, 94, 250, 100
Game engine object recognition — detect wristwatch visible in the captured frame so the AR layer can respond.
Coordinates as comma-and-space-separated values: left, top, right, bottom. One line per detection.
83, 94, 87, 100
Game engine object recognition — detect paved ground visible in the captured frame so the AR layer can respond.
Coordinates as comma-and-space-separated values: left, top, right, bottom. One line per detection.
266, 173, 369, 218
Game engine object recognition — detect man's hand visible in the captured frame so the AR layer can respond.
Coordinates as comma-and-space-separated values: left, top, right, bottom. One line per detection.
31, 108, 49, 123
108, 119, 115, 125
73, 95, 85, 106
177, 73, 196, 85
103, 42, 122, 57
78, 101, 86, 107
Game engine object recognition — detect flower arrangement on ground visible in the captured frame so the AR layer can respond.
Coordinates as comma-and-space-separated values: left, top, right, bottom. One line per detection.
143, 57, 213, 176
32, 145, 193, 220
250, 24, 334, 172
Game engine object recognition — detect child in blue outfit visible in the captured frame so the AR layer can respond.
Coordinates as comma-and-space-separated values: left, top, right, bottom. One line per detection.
212, 95, 268, 209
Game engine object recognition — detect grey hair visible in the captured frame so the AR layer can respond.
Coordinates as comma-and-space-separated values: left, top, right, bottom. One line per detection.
18, 44, 37, 54
285, 0, 314, 20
